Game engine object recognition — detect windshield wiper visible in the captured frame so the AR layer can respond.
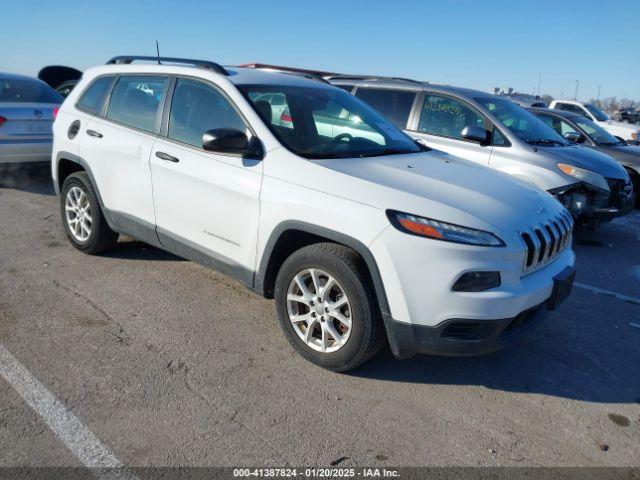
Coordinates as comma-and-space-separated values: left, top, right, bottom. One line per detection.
359, 148, 418, 158
525, 139, 566, 147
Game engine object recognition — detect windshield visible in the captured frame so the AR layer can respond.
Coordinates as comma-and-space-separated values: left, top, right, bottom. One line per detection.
0, 77, 63, 103
575, 117, 620, 145
584, 104, 609, 121
239, 84, 420, 159
475, 97, 568, 146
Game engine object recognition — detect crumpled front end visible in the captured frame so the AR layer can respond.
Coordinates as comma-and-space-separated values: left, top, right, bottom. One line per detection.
550, 177, 634, 226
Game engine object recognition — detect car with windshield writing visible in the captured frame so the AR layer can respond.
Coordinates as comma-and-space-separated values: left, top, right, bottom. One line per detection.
325, 76, 632, 227
52, 56, 576, 371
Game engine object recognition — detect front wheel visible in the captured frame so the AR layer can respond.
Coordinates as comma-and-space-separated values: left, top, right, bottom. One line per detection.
274, 243, 385, 372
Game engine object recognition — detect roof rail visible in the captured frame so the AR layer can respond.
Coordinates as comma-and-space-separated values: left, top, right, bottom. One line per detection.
106, 56, 229, 75
239, 64, 330, 84
326, 74, 423, 85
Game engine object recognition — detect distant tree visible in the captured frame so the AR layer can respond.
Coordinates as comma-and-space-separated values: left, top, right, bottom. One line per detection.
542, 94, 554, 105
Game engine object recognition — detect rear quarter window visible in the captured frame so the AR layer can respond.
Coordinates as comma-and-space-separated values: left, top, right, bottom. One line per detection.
77, 76, 114, 114
354, 88, 416, 129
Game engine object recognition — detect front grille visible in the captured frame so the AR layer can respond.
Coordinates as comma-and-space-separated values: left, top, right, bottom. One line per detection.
520, 211, 573, 272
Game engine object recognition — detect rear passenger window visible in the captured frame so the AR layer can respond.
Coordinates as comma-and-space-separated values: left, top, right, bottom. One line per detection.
77, 76, 114, 114
168, 78, 246, 148
106, 76, 168, 132
354, 88, 415, 129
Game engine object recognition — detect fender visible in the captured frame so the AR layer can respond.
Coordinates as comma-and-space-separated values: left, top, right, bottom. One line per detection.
254, 220, 391, 317
54, 151, 162, 248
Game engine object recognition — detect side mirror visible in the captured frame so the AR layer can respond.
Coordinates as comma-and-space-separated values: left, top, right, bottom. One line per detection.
202, 128, 263, 158
563, 132, 583, 143
461, 125, 489, 144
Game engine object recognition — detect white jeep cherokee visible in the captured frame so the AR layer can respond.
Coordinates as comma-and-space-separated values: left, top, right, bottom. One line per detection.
51, 56, 576, 371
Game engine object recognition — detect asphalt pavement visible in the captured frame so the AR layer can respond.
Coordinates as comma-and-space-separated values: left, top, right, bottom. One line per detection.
0, 164, 638, 470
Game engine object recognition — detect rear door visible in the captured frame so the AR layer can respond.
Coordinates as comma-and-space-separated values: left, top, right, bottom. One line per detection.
80, 75, 169, 230
150, 77, 262, 277
409, 92, 493, 165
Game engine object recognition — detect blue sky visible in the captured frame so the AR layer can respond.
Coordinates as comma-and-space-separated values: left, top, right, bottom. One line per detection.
2, 0, 639, 100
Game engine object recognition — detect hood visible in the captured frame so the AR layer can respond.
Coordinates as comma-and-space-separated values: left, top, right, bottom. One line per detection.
316, 150, 564, 233
599, 143, 640, 166
38, 66, 82, 89
600, 119, 640, 134
541, 144, 627, 179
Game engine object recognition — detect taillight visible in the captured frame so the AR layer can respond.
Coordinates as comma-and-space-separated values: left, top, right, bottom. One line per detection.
53, 107, 59, 120
280, 112, 292, 123
0, 116, 6, 127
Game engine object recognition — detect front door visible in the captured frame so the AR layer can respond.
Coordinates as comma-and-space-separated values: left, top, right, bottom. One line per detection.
409, 92, 493, 165
150, 78, 262, 279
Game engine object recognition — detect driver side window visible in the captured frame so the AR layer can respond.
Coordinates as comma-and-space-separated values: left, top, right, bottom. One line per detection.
168, 79, 246, 148
418, 94, 485, 140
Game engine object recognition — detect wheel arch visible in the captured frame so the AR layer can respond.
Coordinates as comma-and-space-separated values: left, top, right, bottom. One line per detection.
255, 221, 391, 317
55, 152, 113, 224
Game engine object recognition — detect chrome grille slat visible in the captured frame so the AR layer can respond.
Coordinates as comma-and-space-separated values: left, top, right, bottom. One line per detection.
520, 211, 574, 273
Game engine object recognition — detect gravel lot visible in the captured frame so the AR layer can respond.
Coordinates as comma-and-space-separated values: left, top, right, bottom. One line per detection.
0, 164, 639, 469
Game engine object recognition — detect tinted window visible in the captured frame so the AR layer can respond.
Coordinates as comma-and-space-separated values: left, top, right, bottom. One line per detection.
77, 76, 113, 113
0, 77, 63, 103
584, 104, 609, 121
355, 88, 415, 129
169, 78, 246, 148
106, 76, 168, 132
418, 94, 485, 140
240, 85, 420, 159
557, 103, 586, 116
575, 117, 620, 145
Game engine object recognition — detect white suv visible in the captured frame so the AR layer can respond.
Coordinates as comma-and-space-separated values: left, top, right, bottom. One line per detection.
549, 100, 640, 143
52, 56, 576, 371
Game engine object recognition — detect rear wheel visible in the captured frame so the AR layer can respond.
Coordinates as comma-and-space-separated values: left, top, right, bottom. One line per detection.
274, 243, 384, 372
60, 172, 118, 254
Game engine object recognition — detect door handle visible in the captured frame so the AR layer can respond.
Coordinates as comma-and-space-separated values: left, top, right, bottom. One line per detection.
86, 129, 103, 138
155, 151, 179, 163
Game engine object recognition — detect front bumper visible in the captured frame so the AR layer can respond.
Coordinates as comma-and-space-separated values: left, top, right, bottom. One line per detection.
551, 179, 634, 223
384, 265, 575, 359
383, 302, 547, 358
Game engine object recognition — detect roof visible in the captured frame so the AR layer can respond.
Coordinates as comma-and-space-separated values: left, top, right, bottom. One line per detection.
529, 107, 585, 120
87, 62, 337, 89
328, 75, 495, 99
239, 63, 337, 77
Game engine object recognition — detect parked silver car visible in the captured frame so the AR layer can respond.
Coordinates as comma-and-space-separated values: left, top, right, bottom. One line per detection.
0, 72, 62, 165
326, 76, 633, 226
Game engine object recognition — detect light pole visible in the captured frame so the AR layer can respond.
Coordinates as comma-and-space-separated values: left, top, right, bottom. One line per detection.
574, 80, 579, 100
597, 85, 602, 102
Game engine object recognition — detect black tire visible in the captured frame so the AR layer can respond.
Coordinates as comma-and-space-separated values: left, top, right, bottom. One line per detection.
274, 242, 385, 372
60, 172, 118, 254
629, 169, 640, 209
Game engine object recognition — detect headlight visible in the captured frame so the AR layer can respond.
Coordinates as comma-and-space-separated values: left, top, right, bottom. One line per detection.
557, 163, 610, 191
632, 132, 638, 141
387, 210, 505, 246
